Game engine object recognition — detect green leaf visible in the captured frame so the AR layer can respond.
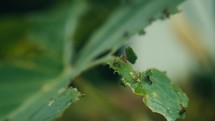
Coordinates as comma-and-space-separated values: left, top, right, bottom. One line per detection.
0, 0, 185, 120
107, 56, 189, 121
5, 71, 81, 121
74, 0, 184, 72
125, 47, 137, 64
0, 1, 86, 120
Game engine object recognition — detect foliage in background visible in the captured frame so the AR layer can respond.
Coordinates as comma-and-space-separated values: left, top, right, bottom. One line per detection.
0, 0, 188, 121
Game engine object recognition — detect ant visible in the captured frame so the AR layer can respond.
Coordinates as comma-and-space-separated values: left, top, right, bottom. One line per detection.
179, 104, 186, 116
139, 30, 146, 35
144, 74, 152, 85
162, 8, 170, 18
120, 81, 126, 87
123, 31, 129, 37
113, 59, 120, 67
148, 17, 155, 24
79, 93, 86, 97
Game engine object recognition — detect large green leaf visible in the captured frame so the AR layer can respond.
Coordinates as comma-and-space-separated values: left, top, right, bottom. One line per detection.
0, 1, 86, 120
74, 0, 184, 72
107, 56, 189, 121
4, 69, 81, 121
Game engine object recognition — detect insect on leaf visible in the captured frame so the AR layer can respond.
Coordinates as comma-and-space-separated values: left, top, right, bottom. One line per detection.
125, 47, 138, 64
108, 56, 189, 121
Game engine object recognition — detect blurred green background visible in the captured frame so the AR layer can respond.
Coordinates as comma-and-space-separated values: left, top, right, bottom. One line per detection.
0, 0, 215, 121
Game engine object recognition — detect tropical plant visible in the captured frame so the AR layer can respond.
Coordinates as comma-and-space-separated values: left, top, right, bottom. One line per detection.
0, 0, 188, 121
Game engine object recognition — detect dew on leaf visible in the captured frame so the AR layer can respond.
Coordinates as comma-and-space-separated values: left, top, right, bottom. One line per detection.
129, 72, 141, 82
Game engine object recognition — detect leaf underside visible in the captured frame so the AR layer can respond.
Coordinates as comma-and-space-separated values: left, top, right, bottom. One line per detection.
0, 1, 86, 120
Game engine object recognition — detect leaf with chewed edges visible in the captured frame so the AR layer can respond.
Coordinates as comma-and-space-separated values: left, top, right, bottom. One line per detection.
108, 56, 189, 121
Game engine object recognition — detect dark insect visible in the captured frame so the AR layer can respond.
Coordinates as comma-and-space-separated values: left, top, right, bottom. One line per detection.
68, 81, 75, 88
162, 8, 170, 18
80, 93, 86, 97
113, 59, 120, 67
120, 81, 126, 87
144, 75, 152, 85
160, 15, 166, 20
148, 17, 155, 24
120, 55, 128, 63
139, 29, 146, 35
123, 31, 129, 37
125, 46, 137, 64
179, 104, 186, 116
